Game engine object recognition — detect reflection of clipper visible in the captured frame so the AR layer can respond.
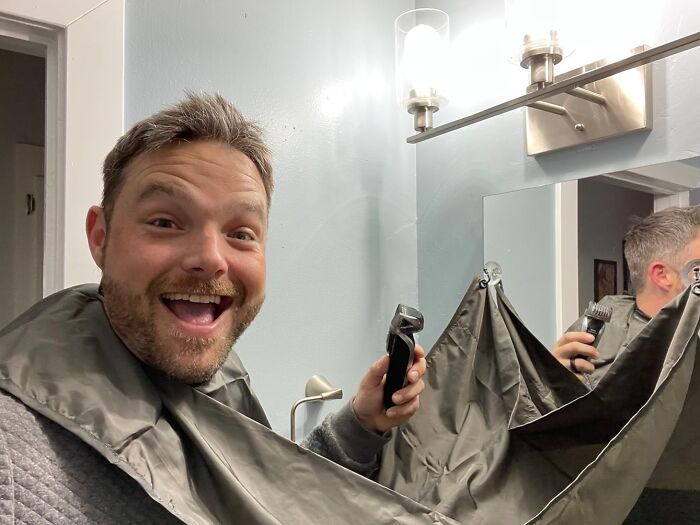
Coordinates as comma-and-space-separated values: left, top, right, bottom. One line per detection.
383, 304, 424, 409
582, 301, 612, 349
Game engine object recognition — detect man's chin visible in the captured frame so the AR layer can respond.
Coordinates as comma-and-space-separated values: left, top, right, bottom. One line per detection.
142, 330, 233, 385
154, 351, 228, 385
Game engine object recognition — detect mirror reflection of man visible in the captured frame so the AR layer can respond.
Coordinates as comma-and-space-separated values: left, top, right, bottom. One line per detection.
552, 205, 700, 385
0, 93, 427, 522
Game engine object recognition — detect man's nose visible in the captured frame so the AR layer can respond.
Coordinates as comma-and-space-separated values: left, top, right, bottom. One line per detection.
181, 230, 228, 279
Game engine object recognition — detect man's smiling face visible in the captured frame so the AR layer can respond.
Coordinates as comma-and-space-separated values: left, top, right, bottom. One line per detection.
86, 140, 268, 384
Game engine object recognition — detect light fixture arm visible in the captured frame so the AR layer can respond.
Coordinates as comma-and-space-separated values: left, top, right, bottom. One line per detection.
529, 100, 568, 115
567, 87, 607, 105
406, 30, 700, 144
526, 87, 605, 133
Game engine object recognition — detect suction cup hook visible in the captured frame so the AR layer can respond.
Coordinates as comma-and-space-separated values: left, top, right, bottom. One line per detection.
681, 259, 700, 286
480, 261, 503, 288
681, 258, 700, 295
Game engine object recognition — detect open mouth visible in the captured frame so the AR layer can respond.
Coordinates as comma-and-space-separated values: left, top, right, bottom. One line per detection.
160, 293, 235, 325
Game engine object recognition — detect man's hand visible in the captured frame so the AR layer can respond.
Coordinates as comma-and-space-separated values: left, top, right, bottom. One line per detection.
352, 345, 427, 435
552, 332, 600, 380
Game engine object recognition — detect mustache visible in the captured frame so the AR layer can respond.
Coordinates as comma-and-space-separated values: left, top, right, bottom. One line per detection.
147, 275, 244, 299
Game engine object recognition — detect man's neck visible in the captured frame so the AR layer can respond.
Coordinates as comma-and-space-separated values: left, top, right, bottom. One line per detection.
635, 290, 667, 319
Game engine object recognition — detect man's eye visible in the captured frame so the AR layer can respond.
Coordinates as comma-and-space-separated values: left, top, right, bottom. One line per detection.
150, 218, 177, 229
228, 230, 254, 241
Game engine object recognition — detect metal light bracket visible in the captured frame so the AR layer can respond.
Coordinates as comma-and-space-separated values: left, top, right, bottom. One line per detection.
407, 88, 441, 132
526, 45, 652, 156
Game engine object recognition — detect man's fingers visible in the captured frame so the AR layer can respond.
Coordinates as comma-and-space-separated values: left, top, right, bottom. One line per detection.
392, 378, 425, 405
555, 331, 595, 346
407, 350, 427, 383
363, 355, 389, 387
553, 341, 599, 360
386, 395, 420, 420
561, 357, 595, 375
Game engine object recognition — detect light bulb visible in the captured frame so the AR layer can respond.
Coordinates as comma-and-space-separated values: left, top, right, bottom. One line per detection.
395, 8, 449, 131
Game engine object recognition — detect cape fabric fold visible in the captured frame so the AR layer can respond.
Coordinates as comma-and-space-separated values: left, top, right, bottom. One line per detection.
0, 285, 459, 524
377, 278, 700, 525
2, 281, 698, 524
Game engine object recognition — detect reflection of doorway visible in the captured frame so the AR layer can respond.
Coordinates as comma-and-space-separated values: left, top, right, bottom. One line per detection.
576, 178, 653, 315
0, 48, 46, 328
556, 169, 700, 334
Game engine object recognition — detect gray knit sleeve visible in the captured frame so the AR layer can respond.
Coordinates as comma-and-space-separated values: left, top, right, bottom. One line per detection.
300, 401, 390, 477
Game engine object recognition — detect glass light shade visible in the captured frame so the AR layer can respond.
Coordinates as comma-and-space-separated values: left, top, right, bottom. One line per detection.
395, 8, 450, 109
504, 0, 576, 65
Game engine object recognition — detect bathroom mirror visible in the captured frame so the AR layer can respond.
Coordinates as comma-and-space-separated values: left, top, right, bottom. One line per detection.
483, 157, 700, 348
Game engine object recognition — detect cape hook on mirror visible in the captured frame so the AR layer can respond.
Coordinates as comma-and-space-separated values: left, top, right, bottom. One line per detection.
480, 261, 503, 288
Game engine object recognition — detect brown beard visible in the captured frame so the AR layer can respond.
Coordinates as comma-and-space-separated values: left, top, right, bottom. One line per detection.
101, 273, 262, 384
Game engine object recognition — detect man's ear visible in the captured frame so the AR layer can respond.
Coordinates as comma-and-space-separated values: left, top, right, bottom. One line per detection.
647, 261, 674, 291
86, 206, 107, 270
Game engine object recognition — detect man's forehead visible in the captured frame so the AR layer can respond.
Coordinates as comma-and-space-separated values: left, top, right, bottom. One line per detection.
133, 177, 267, 216
122, 141, 263, 190
127, 140, 257, 173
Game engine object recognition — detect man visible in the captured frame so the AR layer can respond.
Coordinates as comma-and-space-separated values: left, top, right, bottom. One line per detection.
552, 205, 700, 385
0, 93, 426, 523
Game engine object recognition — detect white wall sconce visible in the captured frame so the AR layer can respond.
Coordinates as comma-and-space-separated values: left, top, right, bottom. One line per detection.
400, 3, 700, 156
289, 375, 343, 442
395, 8, 449, 132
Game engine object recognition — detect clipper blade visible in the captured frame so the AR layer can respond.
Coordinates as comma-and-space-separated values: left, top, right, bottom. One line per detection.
584, 301, 612, 323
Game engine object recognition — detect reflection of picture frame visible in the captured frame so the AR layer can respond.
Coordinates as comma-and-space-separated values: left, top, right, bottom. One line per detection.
594, 259, 617, 301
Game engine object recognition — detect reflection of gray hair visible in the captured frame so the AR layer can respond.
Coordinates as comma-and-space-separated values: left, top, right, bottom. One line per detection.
624, 206, 700, 293
102, 91, 273, 222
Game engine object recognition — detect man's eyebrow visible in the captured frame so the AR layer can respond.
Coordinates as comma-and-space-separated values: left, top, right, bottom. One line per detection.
136, 181, 192, 204
234, 200, 267, 221
136, 180, 268, 220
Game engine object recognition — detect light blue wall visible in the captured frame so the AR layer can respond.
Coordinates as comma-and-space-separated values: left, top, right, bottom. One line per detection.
124, 0, 700, 433
483, 184, 556, 348
125, 0, 417, 435
415, 0, 700, 347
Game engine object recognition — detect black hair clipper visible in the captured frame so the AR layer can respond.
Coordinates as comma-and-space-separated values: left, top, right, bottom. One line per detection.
582, 301, 613, 348
383, 304, 424, 409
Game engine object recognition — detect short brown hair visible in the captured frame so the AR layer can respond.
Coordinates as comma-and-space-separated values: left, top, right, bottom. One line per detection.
624, 206, 700, 293
102, 92, 273, 222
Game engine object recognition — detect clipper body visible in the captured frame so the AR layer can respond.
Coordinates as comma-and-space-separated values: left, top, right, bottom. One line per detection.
582, 300, 613, 348
383, 304, 424, 409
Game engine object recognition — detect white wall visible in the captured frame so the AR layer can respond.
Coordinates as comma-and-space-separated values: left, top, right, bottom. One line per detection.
0, 49, 44, 328
125, 0, 417, 434
415, 0, 700, 348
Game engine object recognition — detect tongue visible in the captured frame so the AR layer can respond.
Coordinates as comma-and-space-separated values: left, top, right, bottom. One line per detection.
166, 300, 216, 325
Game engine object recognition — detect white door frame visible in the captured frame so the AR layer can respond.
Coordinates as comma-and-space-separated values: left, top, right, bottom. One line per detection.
554, 180, 579, 336
0, 0, 124, 294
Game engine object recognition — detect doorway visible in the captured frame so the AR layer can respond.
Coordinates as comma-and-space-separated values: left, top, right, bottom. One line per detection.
0, 46, 46, 328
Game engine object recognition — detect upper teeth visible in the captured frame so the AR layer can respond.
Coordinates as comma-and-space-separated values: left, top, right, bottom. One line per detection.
162, 293, 222, 304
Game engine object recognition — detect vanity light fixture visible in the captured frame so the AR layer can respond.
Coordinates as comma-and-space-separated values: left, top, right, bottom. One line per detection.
395, 8, 450, 132
506, 0, 650, 155
290, 375, 343, 442
399, 2, 700, 156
